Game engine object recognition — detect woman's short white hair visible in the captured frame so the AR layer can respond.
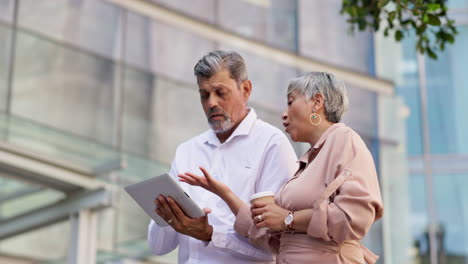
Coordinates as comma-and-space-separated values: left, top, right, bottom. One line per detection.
287, 72, 349, 123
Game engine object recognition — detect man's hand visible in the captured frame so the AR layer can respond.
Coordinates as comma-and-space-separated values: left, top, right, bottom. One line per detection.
155, 195, 213, 241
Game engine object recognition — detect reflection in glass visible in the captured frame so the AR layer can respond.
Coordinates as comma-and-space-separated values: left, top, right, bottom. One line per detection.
425, 26, 468, 155
409, 174, 430, 263
433, 174, 468, 262
11, 30, 116, 145
399, 33, 424, 155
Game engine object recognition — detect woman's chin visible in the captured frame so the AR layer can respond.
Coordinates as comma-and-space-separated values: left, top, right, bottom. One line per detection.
287, 132, 298, 142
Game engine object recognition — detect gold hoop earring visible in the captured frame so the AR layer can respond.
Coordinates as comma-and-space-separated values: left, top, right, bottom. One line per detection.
309, 112, 322, 126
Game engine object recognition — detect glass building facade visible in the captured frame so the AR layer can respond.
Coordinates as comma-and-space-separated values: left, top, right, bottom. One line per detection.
0, 0, 408, 263
376, 1, 468, 263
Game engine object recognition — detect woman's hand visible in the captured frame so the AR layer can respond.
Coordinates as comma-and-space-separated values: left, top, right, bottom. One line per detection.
178, 167, 230, 197
179, 167, 245, 215
251, 201, 289, 231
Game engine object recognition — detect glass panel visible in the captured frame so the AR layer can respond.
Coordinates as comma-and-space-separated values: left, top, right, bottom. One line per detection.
341, 84, 378, 139
0, 177, 36, 204
0, 221, 70, 262
148, 0, 216, 24
217, 0, 298, 51
215, 45, 299, 114
0, 0, 14, 23
0, 23, 11, 112
17, 0, 122, 61
125, 11, 216, 84
425, 26, 468, 154
0, 178, 68, 262
432, 173, 468, 262
10, 30, 116, 146
0, 187, 63, 219
148, 0, 297, 51
399, 33, 423, 156
298, 0, 373, 74
122, 66, 207, 166
0, 113, 122, 175
409, 174, 430, 263
448, 0, 468, 8
378, 94, 412, 263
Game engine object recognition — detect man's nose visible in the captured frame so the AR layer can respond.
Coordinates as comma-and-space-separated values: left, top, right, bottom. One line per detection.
205, 95, 218, 109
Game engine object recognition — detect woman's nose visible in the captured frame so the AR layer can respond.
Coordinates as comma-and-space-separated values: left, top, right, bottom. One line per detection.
282, 111, 287, 120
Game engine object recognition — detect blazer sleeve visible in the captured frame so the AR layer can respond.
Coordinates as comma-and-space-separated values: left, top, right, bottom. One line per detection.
306, 133, 384, 244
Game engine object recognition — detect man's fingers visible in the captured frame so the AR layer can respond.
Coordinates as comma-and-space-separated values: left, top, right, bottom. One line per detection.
155, 197, 174, 223
159, 196, 180, 222
202, 208, 212, 214
167, 196, 187, 222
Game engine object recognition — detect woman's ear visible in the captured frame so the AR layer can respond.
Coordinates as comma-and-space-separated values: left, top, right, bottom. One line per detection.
312, 93, 325, 111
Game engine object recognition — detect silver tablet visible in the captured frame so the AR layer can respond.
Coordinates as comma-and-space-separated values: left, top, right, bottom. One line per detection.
124, 173, 205, 227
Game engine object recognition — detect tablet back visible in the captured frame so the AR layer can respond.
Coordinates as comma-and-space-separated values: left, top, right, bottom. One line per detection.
124, 173, 205, 227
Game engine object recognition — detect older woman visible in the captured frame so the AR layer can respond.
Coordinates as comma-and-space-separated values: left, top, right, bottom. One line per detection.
179, 72, 383, 264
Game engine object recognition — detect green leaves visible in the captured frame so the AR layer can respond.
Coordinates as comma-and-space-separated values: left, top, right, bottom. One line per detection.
423, 14, 441, 26
388, 11, 397, 23
395, 30, 404, 41
341, 0, 458, 60
427, 3, 441, 12
378, 0, 391, 8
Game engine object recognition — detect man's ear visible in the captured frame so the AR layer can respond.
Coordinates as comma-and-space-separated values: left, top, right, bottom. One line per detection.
241, 80, 252, 102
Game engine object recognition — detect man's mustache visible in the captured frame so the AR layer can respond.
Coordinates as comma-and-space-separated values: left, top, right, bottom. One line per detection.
208, 107, 228, 118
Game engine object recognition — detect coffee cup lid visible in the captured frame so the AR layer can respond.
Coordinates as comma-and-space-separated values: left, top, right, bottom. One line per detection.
250, 191, 275, 201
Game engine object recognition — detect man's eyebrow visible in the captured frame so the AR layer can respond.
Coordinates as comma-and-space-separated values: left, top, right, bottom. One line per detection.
211, 83, 230, 90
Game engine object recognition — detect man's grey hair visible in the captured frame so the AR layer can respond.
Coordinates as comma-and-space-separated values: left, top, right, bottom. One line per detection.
287, 72, 349, 123
194, 50, 248, 85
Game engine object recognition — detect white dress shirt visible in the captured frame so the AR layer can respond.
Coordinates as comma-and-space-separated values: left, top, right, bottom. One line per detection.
148, 109, 298, 263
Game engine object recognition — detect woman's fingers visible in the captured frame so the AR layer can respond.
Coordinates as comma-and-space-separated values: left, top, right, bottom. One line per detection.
199, 167, 213, 181
178, 174, 198, 185
180, 173, 206, 183
178, 173, 196, 181
185, 172, 202, 179
251, 207, 265, 219
251, 201, 269, 209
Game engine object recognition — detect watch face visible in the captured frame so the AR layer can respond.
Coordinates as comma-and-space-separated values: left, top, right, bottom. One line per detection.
285, 214, 293, 225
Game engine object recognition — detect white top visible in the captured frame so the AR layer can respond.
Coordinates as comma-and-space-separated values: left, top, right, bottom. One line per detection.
148, 108, 298, 264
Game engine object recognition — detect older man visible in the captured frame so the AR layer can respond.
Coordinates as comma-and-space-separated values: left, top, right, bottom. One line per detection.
148, 50, 297, 263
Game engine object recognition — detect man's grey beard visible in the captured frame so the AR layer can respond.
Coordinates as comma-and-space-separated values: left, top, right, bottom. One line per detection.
209, 117, 233, 133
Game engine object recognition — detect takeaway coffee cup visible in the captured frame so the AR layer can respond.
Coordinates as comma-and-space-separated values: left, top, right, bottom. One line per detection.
249, 191, 275, 205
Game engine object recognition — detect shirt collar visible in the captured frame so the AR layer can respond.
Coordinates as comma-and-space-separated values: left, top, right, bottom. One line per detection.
204, 108, 258, 146
298, 123, 344, 165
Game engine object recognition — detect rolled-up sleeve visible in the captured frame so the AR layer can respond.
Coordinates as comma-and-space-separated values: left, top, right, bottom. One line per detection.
307, 134, 384, 244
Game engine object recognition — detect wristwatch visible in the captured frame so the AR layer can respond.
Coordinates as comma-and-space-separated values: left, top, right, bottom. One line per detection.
284, 211, 294, 232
